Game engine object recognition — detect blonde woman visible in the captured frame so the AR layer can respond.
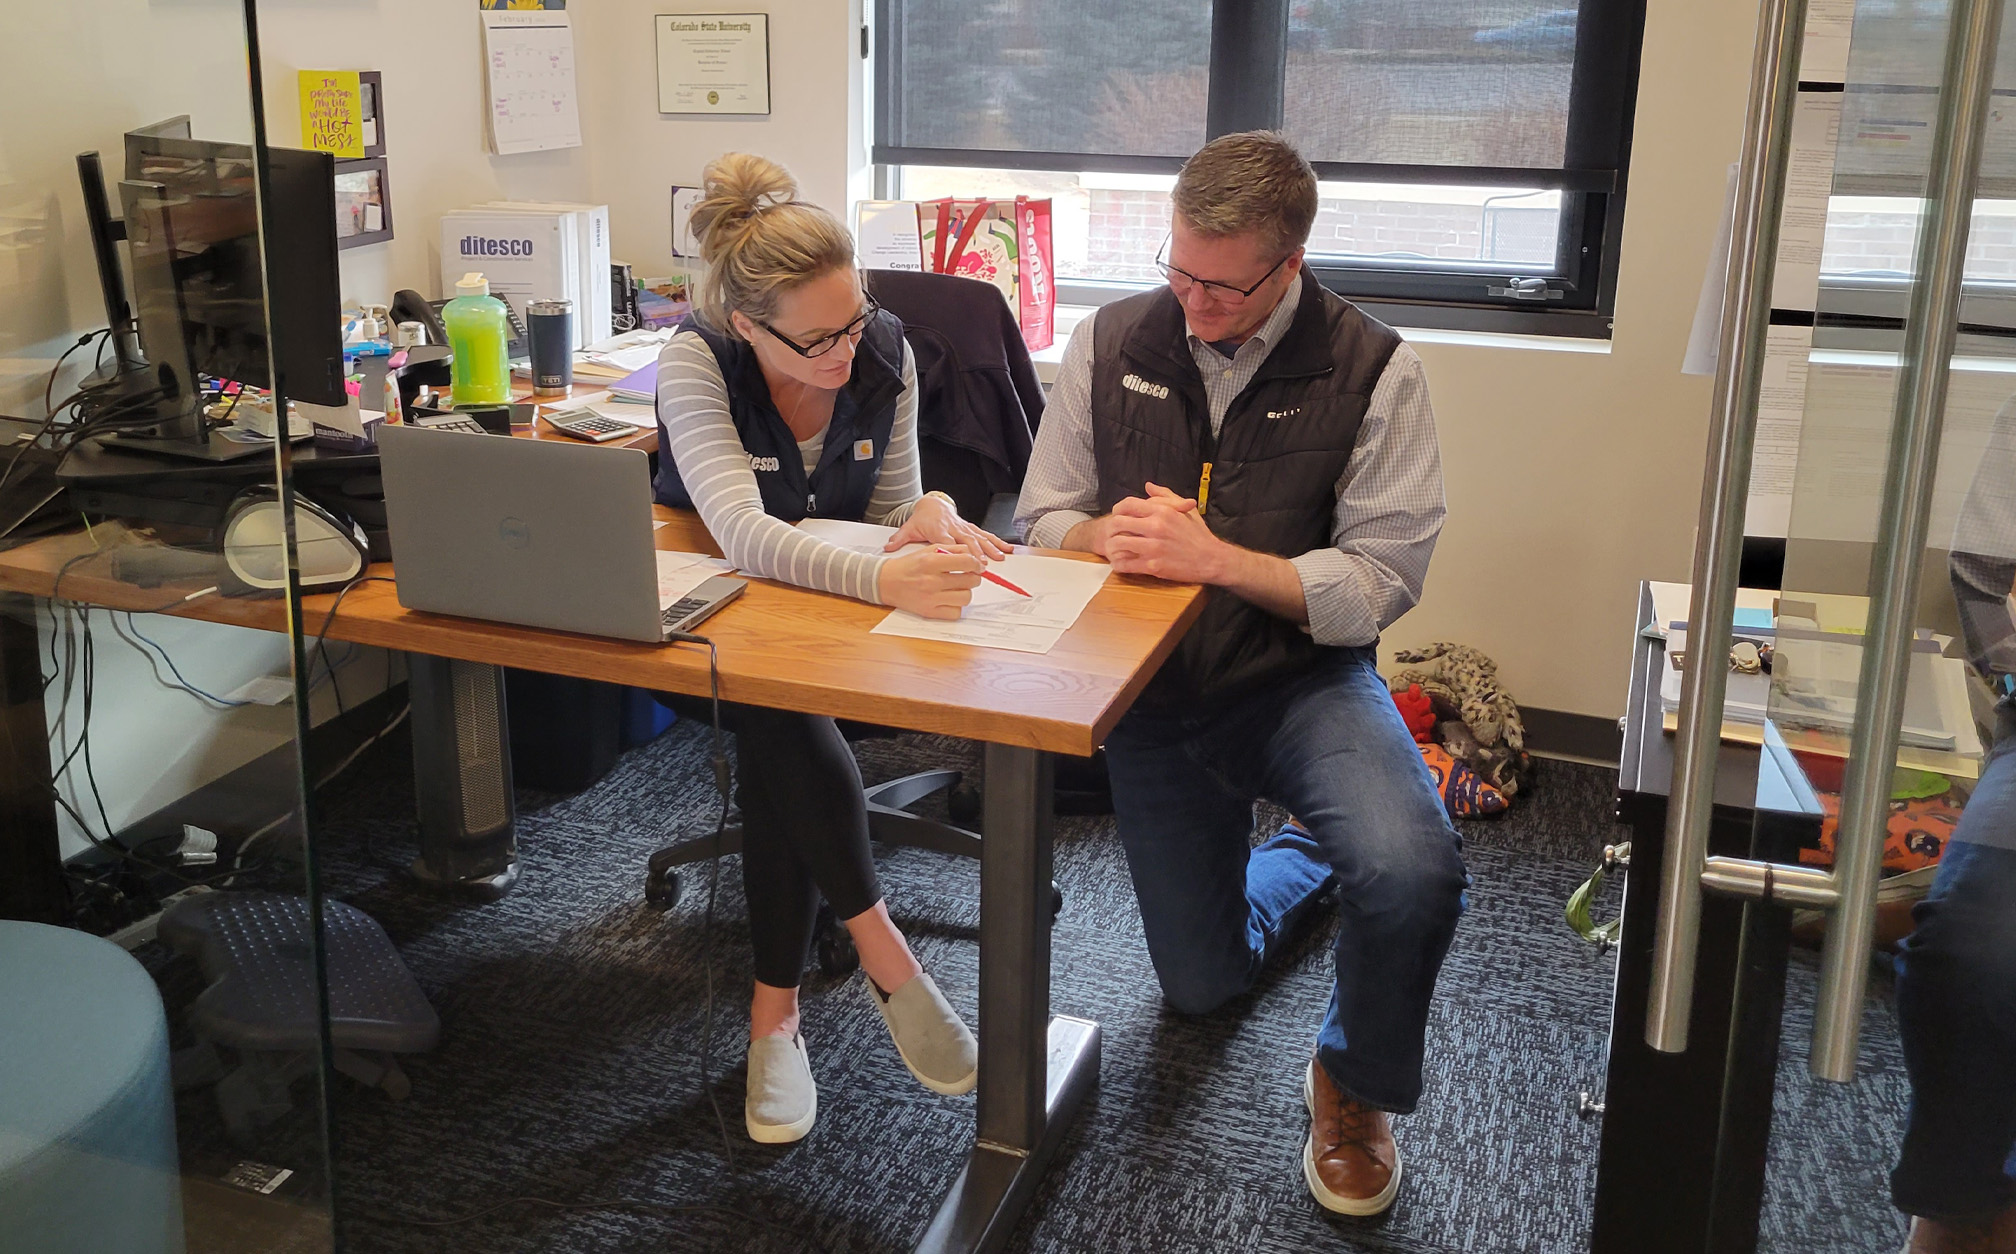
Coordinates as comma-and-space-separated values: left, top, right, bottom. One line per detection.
653, 153, 1003, 1143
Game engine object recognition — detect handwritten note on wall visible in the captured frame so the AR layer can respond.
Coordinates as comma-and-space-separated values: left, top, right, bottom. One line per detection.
299, 70, 365, 159
481, 10, 584, 156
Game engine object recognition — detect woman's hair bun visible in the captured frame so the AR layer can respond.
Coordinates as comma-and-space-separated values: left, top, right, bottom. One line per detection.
689, 153, 798, 264
685, 152, 856, 333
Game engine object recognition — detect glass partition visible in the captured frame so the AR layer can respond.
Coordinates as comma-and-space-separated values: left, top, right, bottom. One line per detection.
1739, 0, 2016, 1246
0, 4, 349, 1250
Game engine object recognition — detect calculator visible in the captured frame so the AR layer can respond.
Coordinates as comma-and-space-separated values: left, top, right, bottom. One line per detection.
542, 407, 643, 443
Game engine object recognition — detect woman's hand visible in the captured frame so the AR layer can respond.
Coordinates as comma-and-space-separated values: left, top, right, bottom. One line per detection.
885, 494, 1012, 562
878, 548, 985, 619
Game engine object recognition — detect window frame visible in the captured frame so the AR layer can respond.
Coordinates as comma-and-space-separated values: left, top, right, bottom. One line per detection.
872, 0, 1648, 337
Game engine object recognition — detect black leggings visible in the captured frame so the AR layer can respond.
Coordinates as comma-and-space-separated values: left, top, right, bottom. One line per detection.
663, 696, 882, 988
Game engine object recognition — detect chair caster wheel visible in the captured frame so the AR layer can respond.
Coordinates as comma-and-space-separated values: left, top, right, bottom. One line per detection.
948, 783, 982, 826
815, 924, 859, 978
645, 867, 681, 911
1051, 882, 1064, 919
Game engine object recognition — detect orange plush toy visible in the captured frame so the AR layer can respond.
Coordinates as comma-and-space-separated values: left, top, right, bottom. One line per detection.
1391, 683, 1437, 744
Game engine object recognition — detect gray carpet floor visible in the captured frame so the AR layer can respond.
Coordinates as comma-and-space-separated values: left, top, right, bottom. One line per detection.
213, 718, 1910, 1253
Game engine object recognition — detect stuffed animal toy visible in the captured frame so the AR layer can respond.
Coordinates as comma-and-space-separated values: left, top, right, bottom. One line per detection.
1390, 683, 1437, 744
1389, 642, 1535, 798
1418, 744, 1509, 818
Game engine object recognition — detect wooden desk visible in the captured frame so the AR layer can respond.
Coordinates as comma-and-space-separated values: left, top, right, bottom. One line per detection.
0, 508, 1205, 1254
0, 512, 1196, 757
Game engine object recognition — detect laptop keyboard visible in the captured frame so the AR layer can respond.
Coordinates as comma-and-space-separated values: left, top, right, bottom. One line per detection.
413, 415, 491, 435
660, 593, 715, 631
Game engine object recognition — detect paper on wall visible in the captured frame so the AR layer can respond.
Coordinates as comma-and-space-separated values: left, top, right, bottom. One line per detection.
1771, 92, 1842, 313
1744, 323, 1817, 539
856, 201, 925, 271
671, 186, 702, 257
482, 10, 584, 155
1800, 0, 1856, 85
1683, 164, 1739, 378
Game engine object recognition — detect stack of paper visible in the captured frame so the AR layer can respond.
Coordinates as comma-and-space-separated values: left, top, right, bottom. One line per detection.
607, 362, 657, 404
576, 329, 672, 380
795, 518, 1111, 655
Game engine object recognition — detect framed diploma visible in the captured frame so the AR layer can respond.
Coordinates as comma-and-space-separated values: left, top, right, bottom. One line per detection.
655, 13, 771, 116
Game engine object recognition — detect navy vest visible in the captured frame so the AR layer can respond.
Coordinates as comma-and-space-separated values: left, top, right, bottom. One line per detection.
1089, 279, 1401, 710
653, 310, 909, 523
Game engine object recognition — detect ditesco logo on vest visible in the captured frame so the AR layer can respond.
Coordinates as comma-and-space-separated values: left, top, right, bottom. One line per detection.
1121, 373, 1170, 400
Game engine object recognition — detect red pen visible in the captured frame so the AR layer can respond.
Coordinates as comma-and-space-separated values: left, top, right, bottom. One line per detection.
935, 547, 1030, 597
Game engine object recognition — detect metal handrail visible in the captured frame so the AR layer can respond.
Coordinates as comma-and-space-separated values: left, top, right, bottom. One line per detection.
1810, 0, 2004, 1082
1646, 0, 1807, 1055
1645, 0, 2006, 1082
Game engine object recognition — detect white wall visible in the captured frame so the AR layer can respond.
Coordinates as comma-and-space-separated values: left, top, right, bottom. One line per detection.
248, 0, 868, 309
574, 0, 870, 282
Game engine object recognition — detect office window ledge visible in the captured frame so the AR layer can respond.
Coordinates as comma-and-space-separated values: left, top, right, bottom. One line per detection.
1029, 305, 1610, 385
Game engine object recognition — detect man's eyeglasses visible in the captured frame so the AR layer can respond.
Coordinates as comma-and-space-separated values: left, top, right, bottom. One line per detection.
754, 296, 881, 359
1155, 239, 1292, 305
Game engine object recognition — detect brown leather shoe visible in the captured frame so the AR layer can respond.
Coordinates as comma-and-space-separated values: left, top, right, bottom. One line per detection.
1907, 1203, 2016, 1254
1302, 1056, 1402, 1216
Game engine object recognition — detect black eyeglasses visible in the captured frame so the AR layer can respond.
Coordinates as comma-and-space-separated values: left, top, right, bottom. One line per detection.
1154, 240, 1292, 304
754, 296, 881, 359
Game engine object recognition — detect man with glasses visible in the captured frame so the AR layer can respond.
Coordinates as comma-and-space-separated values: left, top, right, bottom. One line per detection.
1016, 131, 1465, 1217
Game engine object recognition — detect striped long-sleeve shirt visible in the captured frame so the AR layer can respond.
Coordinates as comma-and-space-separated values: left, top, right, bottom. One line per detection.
654, 330, 922, 604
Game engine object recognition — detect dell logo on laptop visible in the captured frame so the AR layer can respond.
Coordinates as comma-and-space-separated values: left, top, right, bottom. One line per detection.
499, 517, 531, 549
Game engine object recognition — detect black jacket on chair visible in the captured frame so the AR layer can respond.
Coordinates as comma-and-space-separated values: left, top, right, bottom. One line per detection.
864, 270, 1044, 520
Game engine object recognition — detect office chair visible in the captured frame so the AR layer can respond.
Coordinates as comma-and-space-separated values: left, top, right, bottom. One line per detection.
644, 271, 1055, 975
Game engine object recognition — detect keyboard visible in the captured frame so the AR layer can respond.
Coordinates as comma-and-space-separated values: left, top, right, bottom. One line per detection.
412, 414, 491, 436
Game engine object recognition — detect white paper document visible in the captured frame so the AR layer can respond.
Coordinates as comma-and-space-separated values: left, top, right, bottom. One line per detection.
856, 201, 925, 271
793, 518, 1112, 653
1799, 0, 1856, 85
482, 11, 584, 155
1745, 323, 1816, 538
1770, 92, 1842, 313
656, 550, 733, 606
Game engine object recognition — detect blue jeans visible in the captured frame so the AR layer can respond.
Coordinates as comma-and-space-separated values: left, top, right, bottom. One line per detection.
1102, 647, 1468, 1113
1892, 724, 2016, 1220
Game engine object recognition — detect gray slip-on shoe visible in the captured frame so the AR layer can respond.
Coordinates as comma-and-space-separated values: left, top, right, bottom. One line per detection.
745, 1033, 816, 1143
868, 972, 978, 1096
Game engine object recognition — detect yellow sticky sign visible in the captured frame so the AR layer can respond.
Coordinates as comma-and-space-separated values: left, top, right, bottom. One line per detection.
298, 70, 365, 159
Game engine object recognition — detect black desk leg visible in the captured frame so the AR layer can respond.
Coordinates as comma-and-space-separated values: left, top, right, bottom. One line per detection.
915, 744, 1099, 1254
0, 593, 65, 923
405, 655, 519, 899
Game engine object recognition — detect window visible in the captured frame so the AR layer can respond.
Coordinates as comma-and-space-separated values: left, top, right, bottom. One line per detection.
874, 0, 1647, 335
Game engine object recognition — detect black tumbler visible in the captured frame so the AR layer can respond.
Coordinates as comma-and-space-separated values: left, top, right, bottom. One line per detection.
527, 298, 574, 395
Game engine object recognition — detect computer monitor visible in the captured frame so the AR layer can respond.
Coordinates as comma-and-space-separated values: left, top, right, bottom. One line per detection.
80, 129, 346, 461
122, 115, 192, 179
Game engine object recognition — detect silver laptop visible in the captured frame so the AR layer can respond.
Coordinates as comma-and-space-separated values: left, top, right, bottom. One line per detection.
376, 425, 740, 642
